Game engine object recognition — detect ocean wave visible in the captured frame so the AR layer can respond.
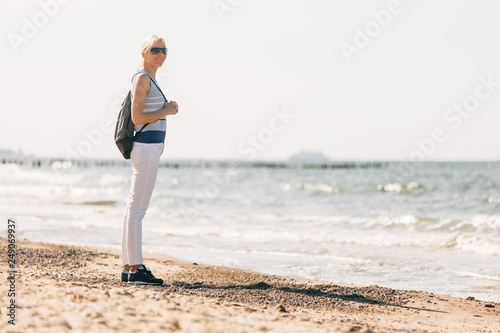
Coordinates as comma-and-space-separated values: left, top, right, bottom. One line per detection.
294, 181, 428, 196
459, 272, 500, 282
297, 182, 340, 194
376, 181, 426, 193
364, 214, 500, 235
148, 212, 500, 256
448, 234, 500, 256
488, 197, 500, 204
449, 216, 500, 233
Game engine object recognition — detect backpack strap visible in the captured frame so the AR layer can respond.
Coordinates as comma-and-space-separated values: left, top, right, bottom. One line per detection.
139, 70, 168, 102
130, 70, 167, 135
135, 121, 148, 135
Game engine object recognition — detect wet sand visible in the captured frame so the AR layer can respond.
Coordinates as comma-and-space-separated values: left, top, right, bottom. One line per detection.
1, 238, 499, 332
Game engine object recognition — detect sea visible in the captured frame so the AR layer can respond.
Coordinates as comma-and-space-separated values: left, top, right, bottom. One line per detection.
1, 158, 499, 302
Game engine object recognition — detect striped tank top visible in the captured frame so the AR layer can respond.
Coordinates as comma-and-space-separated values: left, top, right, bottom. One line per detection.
132, 69, 166, 143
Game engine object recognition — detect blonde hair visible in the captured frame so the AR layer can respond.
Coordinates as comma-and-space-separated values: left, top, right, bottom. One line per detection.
139, 35, 165, 65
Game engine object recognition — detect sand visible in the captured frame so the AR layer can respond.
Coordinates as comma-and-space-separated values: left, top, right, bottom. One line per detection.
1, 238, 498, 333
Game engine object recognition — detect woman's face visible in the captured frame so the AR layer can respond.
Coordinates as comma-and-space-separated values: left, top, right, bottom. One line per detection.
143, 41, 167, 68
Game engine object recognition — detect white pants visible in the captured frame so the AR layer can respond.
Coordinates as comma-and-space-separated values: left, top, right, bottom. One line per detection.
122, 142, 164, 265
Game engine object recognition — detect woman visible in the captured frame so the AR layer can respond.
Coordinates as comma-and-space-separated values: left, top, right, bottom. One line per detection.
121, 35, 178, 285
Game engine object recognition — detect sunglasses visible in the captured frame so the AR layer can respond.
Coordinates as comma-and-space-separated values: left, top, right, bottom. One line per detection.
150, 47, 168, 55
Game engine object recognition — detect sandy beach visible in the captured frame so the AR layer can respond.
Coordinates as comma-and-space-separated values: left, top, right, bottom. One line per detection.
1, 237, 498, 333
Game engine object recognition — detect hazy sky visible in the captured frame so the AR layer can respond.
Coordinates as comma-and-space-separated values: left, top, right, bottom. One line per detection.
2, 0, 500, 161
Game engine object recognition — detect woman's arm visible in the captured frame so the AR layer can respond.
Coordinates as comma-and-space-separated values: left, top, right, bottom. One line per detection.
131, 74, 178, 125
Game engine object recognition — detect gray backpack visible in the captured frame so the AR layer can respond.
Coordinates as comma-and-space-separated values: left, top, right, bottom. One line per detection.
114, 71, 166, 159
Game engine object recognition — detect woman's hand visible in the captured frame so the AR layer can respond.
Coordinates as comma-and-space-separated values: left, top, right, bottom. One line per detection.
164, 101, 179, 115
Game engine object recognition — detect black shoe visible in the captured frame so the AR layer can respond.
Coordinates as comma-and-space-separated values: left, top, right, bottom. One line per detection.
128, 265, 163, 285
121, 270, 129, 282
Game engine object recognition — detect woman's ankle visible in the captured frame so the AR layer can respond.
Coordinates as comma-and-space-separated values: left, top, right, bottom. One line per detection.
130, 264, 142, 273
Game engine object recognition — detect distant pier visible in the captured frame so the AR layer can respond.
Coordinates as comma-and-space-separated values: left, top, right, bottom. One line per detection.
0, 157, 386, 170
